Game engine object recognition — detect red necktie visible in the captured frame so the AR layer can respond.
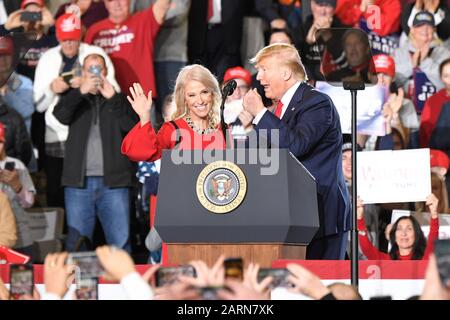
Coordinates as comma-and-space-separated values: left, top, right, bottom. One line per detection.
207, 0, 214, 22
274, 100, 283, 118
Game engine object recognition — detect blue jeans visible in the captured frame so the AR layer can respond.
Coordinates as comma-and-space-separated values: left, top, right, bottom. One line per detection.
64, 177, 131, 252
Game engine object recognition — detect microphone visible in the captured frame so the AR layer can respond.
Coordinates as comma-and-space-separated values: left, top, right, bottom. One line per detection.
222, 79, 237, 97
220, 80, 236, 149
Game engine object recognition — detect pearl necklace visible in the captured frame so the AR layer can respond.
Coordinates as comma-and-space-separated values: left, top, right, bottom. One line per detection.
185, 115, 216, 135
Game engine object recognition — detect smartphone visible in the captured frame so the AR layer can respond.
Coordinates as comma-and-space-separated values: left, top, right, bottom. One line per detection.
257, 268, 293, 289
9, 264, 34, 300
434, 239, 450, 287
155, 265, 196, 287
223, 257, 243, 281
4, 161, 15, 171
75, 278, 98, 300
20, 11, 42, 22
88, 65, 102, 78
61, 71, 74, 84
67, 251, 104, 280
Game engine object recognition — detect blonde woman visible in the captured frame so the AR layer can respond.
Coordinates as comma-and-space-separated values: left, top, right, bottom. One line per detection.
121, 64, 226, 162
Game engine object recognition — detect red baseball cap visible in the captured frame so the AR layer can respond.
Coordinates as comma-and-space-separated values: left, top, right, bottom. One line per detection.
21, 0, 44, 9
223, 66, 252, 86
0, 37, 13, 56
372, 54, 395, 78
56, 13, 82, 42
0, 123, 5, 142
430, 149, 449, 170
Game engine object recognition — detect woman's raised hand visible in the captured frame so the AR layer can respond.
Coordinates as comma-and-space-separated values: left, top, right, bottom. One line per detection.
127, 83, 153, 126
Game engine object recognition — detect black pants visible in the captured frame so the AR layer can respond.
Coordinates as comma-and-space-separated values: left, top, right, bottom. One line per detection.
45, 155, 65, 208
306, 231, 349, 260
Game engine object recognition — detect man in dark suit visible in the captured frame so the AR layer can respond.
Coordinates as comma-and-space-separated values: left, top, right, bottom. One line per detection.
187, 0, 282, 82
241, 43, 351, 259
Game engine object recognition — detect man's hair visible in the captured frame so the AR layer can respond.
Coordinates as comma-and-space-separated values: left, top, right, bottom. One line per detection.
250, 43, 308, 82
327, 283, 362, 300
83, 53, 106, 69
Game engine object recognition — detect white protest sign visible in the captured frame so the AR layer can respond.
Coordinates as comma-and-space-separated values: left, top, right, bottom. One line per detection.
357, 149, 431, 204
315, 81, 386, 136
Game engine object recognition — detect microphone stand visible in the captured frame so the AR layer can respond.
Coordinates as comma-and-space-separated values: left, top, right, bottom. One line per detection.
220, 95, 230, 149
220, 81, 236, 149
343, 80, 365, 288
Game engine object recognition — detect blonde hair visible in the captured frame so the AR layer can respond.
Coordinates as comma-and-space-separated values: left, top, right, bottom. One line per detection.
250, 43, 308, 82
172, 64, 221, 127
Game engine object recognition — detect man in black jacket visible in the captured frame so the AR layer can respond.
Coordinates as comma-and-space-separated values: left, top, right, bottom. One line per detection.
53, 53, 138, 252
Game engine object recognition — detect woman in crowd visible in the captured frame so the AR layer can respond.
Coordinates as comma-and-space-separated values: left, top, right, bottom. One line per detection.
0, 122, 36, 260
121, 64, 226, 162
357, 194, 440, 260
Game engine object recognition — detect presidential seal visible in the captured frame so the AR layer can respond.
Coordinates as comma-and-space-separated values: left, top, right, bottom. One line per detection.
196, 161, 247, 214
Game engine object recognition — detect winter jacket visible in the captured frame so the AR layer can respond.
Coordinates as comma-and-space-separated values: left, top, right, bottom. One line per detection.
53, 88, 138, 188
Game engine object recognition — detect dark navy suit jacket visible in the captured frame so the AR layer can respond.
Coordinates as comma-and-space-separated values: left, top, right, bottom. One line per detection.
256, 82, 351, 239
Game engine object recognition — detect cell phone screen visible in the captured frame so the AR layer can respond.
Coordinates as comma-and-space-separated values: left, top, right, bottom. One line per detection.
224, 258, 243, 280
67, 252, 104, 280
257, 268, 293, 289
155, 265, 196, 287
9, 265, 33, 300
20, 11, 42, 22
75, 278, 98, 300
61, 71, 74, 84
4, 162, 15, 171
434, 239, 450, 287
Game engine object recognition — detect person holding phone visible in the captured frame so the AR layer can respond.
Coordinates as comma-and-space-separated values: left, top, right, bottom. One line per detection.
1, 0, 57, 80
34, 12, 118, 209
53, 53, 137, 252
0, 122, 36, 260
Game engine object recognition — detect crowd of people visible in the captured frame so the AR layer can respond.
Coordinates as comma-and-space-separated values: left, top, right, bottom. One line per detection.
0, 0, 449, 300
0, 246, 448, 300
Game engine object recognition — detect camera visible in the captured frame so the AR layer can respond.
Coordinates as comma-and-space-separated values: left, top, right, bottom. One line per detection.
61, 71, 74, 85
257, 268, 293, 289
20, 11, 42, 22
155, 265, 196, 287
88, 65, 102, 78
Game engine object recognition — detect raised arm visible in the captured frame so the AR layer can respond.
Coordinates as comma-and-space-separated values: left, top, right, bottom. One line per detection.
152, 0, 171, 25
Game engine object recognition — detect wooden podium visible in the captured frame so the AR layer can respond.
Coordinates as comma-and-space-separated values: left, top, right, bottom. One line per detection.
156, 149, 319, 265
166, 243, 306, 267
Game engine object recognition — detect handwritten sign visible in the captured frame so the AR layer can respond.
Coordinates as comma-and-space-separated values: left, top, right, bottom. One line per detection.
357, 149, 431, 203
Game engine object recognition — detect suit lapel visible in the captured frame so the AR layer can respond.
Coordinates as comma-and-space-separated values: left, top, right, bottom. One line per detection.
281, 82, 308, 123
